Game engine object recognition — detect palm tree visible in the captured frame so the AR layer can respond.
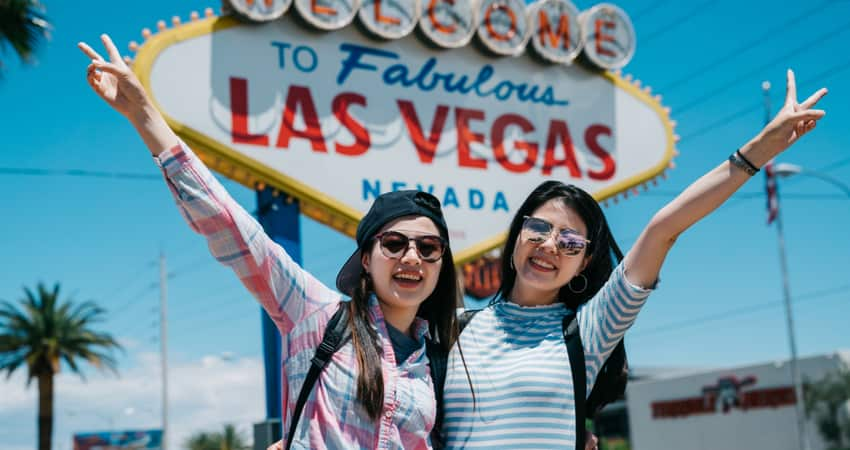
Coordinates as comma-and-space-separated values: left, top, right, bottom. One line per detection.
0, 282, 122, 450
804, 370, 850, 450
0, 0, 51, 69
184, 431, 219, 450
220, 424, 250, 450
185, 424, 250, 450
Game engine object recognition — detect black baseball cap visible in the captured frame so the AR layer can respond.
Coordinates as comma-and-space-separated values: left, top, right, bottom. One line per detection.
335, 190, 449, 296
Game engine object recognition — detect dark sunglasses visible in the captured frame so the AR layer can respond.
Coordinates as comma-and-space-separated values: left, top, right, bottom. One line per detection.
374, 231, 447, 262
521, 216, 591, 256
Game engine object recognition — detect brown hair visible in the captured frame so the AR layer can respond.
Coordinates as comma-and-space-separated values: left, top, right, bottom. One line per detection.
347, 241, 461, 419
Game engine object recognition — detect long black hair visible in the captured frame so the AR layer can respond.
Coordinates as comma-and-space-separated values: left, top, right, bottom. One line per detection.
347, 240, 460, 420
495, 181, 623, 308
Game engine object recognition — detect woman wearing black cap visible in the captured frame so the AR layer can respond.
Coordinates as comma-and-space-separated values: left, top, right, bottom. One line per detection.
79, 34, 460, 449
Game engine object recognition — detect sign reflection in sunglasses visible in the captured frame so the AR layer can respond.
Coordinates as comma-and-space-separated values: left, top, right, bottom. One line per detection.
374, 231, 447, 262
521, 216, 591, 256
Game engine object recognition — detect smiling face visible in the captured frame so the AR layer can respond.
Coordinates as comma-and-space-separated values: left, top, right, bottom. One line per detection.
362, 215, 444, 321
510, 198, 591, 306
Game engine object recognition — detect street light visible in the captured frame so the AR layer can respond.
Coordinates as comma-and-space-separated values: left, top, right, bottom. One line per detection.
773, 163, 850, 198
768, 161, 850, 450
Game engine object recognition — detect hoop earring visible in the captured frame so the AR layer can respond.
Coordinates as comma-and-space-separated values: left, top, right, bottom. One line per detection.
568, 273, 588, 294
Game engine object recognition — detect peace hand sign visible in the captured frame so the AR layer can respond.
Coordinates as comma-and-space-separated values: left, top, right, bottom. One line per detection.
759, 69, 827, 156
78, 34, 152, 121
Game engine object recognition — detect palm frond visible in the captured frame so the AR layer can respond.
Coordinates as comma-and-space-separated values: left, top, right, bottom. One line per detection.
0, 1, 51, 68
0, 282, 122, 380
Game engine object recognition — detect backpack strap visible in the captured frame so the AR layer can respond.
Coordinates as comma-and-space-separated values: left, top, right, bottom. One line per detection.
429, 308, 480, 450
562, 311, 586, 450
432, 308, 589, 449
586, 338, 628, 417
430, 308, 480, 413
285, 303, 351, 450
458, 309, 479, 332
426, 339, 447, 449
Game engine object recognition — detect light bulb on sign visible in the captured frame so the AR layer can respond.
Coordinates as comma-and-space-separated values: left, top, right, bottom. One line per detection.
579, 3, 635, 70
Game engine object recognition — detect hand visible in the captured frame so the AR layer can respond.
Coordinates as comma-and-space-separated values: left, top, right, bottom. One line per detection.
756, 69, 827, 159
585, 431, 599, 450
79, 33, 178, 155
78, 34, 154, 123
266, 440, 283, 450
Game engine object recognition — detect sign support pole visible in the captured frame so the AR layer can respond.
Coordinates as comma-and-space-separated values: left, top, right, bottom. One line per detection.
256, 187, 302, 422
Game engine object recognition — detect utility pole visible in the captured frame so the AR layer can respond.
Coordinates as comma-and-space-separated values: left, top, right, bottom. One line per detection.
159, 251, 169, 450
763, 80, 810, 450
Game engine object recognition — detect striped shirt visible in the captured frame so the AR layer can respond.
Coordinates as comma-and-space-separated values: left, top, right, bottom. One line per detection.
155, 141, 437, 450
442, 263, 652, 449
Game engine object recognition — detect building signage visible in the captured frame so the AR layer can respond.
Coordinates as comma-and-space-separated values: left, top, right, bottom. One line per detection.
651, 375, 797, 419
73, 430, 163, 450
130, 2, 674, 263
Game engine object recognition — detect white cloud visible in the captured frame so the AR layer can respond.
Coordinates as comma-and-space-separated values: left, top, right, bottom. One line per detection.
0, 352, 265, 450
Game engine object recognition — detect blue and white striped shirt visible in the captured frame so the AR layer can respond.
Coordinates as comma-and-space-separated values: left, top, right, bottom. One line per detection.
442, 263, 652, 449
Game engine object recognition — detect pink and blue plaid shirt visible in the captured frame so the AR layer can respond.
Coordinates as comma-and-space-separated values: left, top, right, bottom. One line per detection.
155, 141, 437, 450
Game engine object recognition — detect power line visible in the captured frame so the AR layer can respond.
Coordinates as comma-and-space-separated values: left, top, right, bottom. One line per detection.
816, 155, 850, 173
658, 0, 833, 93
166, 255, 220, 280
167, 285, 250, 318
108, 282, 158, 321
680, 102, 762, 141
630, 282, 850, 338
169, 294, 256, 334
706, 152, 850, 221
97, 260, 158, 304
678, 56, 850, 142
0, 167, 161, 180
0, 164, 251, 187
675, 20, 850, 115
640, 0, 719, 45
629, 0, 670, 21
120, 312, 159, 343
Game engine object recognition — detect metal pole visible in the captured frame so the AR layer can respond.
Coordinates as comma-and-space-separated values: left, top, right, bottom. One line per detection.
774, 209, 809, 450
763, 81, 809, 450
159, 251, 169, 450
255, 187, 302, 445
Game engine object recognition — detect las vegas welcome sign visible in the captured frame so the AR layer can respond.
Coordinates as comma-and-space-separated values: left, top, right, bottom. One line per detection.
131, 0, 676, 264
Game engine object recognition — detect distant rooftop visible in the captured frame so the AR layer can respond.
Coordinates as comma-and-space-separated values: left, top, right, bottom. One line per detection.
629, 349, 850, 383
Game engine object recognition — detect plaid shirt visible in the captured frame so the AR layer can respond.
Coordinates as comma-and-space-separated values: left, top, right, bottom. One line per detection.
155, 141, 436, 450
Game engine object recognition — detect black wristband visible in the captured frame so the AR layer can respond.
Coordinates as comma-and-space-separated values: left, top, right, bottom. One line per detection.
735, 150, 759, 172
729, 150, 759, 176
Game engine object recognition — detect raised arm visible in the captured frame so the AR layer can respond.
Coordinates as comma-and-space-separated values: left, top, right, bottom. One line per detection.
79, 34, 341, 333
79, 35, 177, 156
623, 69, 827, 287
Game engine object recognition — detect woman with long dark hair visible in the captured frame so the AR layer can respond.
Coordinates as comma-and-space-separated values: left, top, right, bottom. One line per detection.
79, 34, 461, 449
441, 69, 827, 449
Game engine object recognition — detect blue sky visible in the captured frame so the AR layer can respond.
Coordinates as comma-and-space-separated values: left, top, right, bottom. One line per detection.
1, 0, 849, 447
